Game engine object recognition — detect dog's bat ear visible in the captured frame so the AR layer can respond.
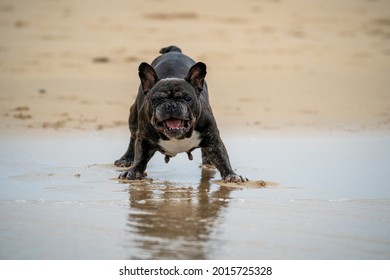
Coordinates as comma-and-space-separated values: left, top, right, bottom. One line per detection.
138, 62, 159, 94
185, 62, 207, 92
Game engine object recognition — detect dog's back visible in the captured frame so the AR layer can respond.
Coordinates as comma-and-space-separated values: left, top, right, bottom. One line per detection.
151, 46, 196, 79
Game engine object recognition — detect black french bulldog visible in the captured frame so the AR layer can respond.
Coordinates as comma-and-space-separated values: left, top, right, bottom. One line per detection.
115, 46, 247, 182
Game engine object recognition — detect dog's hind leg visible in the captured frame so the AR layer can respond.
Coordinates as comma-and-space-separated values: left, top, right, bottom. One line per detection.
114, 103, 137, 167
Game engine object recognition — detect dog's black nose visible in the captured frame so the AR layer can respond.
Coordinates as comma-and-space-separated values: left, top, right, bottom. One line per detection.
164, 102, 177, 112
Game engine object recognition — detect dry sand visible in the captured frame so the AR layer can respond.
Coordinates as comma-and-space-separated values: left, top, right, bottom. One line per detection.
1, 0, 390, 260
0, 0, 389, 133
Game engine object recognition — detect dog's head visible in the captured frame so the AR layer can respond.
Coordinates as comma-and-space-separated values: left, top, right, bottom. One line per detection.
138, 62, 207, 140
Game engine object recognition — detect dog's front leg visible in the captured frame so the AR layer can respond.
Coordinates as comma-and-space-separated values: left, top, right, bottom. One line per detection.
118, 137, 155, 180
202, 137, 248, 183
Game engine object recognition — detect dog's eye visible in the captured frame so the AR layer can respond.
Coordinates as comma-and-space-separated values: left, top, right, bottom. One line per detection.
183, 95, 192, 102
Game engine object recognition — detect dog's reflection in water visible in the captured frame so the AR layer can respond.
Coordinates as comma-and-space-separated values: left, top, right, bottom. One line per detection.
127, 168, 233, 259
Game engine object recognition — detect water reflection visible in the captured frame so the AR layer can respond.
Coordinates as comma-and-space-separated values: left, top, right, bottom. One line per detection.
127, 168, 233, 259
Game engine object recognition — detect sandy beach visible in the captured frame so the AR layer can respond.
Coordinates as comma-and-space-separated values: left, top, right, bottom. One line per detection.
1, 0, 390, 259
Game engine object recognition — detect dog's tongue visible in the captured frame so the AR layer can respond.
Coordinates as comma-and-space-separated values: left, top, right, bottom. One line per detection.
165, 118, 182, 128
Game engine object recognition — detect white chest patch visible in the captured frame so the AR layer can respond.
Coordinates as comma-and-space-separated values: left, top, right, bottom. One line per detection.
158, 131, 201, 157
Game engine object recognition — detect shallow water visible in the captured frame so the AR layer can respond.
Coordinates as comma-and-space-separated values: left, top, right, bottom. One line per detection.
0, 130, 389, 259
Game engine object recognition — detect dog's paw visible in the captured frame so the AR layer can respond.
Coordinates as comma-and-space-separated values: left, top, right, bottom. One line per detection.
118, 169, 144, 180
114, 157, 133, 167
223, 173, 249, 183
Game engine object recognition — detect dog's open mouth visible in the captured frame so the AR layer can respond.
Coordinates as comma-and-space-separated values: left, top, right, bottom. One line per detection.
156, 118, 191, 133
162, 118, 190, 130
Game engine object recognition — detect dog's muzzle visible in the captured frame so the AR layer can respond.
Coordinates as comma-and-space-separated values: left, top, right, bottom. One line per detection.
154, 117, 192, 139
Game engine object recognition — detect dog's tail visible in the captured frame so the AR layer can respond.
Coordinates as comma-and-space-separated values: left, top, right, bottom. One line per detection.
159, 45, 182, 54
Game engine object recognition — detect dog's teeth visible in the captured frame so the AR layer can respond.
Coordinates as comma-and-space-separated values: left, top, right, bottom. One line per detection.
168, 127, 182, 131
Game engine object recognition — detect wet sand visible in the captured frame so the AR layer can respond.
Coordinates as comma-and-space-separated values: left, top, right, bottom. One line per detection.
1, 130, 389, 259
1, 0, 390, 259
